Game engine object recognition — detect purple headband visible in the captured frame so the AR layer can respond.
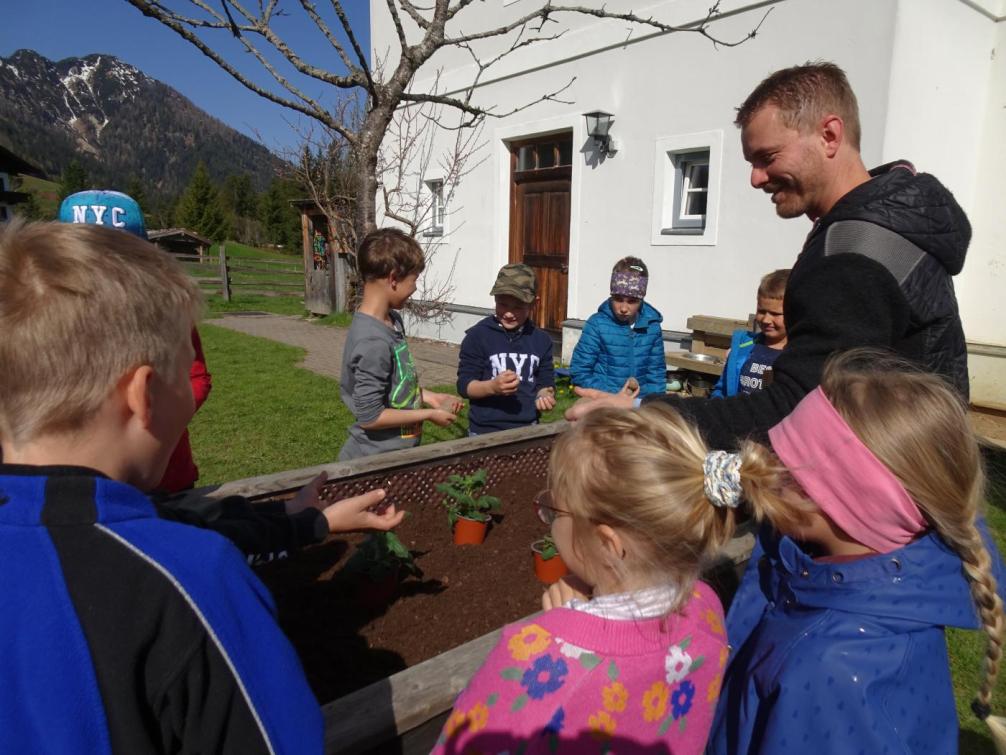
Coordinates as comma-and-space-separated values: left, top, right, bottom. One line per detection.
610, 269, 647, 298
768, 386, 928, 554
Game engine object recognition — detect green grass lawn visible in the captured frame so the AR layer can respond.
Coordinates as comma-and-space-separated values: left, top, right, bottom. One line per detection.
189, 322, 1003, 751
188, 324, 353, 483
224, 240, 300, 261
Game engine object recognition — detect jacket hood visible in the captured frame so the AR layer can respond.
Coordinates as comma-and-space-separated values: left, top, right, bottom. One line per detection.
822, 160, 970, 275
767, 531, 981, 632
597, 299, 663, 329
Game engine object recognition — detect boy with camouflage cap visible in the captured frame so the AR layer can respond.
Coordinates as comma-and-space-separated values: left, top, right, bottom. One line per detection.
457, 263, 555, 435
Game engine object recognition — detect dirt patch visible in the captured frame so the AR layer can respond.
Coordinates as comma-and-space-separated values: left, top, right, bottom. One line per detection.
254, 472, 548, 705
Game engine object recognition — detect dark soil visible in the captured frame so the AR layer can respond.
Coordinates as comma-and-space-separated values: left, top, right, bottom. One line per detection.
254, 472, 548, 705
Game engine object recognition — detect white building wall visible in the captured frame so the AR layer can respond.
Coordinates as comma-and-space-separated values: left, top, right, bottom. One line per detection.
376, 0, 1005, 402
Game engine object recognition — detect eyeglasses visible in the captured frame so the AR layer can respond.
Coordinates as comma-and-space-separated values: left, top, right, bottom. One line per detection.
533, 489, 570, 526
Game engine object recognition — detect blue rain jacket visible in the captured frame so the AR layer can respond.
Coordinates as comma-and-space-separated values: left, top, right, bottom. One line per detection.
709, 527, 1004, 755
569, 299, 666, 396
710, 329, 758, 398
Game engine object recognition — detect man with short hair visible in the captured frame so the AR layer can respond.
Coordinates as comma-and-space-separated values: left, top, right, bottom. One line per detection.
569, 62, 971, 449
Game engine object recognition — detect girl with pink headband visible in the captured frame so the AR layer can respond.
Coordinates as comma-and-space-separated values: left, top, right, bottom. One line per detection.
705, 349, 1006, 754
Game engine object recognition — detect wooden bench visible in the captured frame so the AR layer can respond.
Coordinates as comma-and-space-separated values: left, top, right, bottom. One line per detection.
665, 314, 754, 378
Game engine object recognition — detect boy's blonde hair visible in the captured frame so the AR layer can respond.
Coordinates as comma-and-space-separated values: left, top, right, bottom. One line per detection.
757, 269, 789, 300
357, 228, 425, 282
552, 348, 1003, 744
0, 220, 202, 444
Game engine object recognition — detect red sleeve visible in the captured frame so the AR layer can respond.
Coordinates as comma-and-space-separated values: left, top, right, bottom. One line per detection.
189, 329, 212, 410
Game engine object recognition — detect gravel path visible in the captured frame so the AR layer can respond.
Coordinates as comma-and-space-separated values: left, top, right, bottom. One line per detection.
208, 313, 461, 388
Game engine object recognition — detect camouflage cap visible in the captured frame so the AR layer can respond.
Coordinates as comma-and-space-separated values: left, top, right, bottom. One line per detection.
490, 263, 537, 303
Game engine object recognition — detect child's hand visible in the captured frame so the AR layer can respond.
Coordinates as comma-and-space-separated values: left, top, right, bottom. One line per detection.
542, 576, 591, 610
323, 488, 406, 534
619, 377, 640, 399
535, 387, 556, 411
284, 471, 328, 516
424, 390, 463, 414
565, 387, 635, 422
493, 370, 521, 395
427, 408, 459, 427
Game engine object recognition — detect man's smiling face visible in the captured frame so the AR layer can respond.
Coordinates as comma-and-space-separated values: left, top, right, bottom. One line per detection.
742, 104, 828, 221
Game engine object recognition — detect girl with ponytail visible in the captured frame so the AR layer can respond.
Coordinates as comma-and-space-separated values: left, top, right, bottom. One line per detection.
707, 349, 1006, 754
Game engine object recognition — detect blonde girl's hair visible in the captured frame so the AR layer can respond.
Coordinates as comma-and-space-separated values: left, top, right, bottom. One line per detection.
548, 402, 813, 612
0, 220, 202, 445
612, 256, 648, 277
815, 349, 1005, 748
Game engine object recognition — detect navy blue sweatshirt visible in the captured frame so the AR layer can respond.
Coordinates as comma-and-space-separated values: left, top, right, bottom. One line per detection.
457, 316, 554, 434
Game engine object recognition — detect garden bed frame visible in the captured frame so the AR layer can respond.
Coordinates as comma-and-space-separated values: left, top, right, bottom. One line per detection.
183, 421, 755, 754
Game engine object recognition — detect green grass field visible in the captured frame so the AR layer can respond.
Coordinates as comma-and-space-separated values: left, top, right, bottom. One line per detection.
189, 323, 1003, 752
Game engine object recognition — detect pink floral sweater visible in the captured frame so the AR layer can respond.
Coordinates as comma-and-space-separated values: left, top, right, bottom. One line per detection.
431, 582, 727, 755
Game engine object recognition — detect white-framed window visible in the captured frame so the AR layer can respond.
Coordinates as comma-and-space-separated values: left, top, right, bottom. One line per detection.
673, 153, 709, 230
651, 130, 722, 246
424, 178, 445, 236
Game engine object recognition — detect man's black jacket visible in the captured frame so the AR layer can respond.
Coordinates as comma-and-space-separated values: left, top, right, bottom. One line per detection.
649, 160, 970, 448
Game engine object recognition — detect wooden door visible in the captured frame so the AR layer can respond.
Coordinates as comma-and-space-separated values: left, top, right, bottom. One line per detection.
508, 133, 572, 333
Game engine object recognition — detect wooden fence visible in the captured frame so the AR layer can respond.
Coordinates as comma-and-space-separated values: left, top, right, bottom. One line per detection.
177, 245, 303, 301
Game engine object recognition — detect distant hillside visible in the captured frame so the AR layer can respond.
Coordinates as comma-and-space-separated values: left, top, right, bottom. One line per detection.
0, 49, 286, 196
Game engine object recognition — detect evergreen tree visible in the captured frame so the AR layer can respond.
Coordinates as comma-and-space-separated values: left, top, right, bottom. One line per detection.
259, 177, 302, 251
59, 160, 91, 201
125, 176, 148, 215
176, 162, 230, 242
15, 191, 47, 221
222, 173, 256, 217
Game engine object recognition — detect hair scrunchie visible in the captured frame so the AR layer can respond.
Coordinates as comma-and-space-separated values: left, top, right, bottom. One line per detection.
703, 451, 743, 509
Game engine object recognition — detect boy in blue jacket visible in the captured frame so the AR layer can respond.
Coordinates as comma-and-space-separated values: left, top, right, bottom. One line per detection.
711, 268, 789, 397
569, 256, 666, 397
0, 221, 400, 754
457, 264, 555, 435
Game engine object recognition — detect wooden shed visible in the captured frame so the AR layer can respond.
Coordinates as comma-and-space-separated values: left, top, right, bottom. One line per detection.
0, 145, 45, 222
148, 228, 213, 258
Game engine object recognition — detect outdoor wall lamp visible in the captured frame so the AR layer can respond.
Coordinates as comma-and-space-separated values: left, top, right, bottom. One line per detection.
583, 110, 617, 156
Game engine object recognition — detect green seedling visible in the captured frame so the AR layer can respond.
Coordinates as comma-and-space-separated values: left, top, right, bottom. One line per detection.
435, 468, 502, 527
345, 531, 422, 581
533, 534, 559, 560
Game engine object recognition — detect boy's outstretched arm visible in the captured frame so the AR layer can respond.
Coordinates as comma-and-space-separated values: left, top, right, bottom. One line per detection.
421, 388, 463, 414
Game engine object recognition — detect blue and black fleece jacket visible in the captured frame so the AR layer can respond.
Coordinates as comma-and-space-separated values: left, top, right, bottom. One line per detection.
0, 464, 323, 754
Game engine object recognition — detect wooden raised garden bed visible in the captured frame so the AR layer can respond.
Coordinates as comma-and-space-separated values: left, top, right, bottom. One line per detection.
185, 422, 755, 754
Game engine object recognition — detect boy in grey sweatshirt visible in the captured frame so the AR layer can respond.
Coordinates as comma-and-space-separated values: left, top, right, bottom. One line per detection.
339, 229, 461, 460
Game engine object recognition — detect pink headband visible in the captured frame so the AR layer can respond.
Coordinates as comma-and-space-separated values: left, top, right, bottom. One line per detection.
768, 386, 927, 554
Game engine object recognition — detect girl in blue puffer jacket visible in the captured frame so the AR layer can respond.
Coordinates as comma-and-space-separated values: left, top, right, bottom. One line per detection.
569, 256, 666, 397
705, 350, 1006, 754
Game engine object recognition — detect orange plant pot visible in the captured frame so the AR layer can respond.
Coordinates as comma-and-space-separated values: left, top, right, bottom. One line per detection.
533, 551, 569, 585
453, 516, 488, 545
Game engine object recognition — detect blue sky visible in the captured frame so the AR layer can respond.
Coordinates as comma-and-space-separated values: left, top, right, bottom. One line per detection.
1, 0, 370, 154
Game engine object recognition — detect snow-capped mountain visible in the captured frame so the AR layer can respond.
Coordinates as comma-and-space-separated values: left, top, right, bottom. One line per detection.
0, 49, 283, 195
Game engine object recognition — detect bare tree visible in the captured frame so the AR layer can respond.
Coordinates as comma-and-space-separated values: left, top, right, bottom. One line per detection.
122, 0, 770, 248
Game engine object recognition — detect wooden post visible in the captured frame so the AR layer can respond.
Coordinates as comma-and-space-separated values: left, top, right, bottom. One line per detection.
218, 243, 231, 302
334, 252, 348, 313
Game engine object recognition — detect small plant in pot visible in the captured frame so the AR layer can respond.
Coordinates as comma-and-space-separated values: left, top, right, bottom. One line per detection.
435, 468, 501, 545
344, 531, 422, 609
531, 534, 569, 585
